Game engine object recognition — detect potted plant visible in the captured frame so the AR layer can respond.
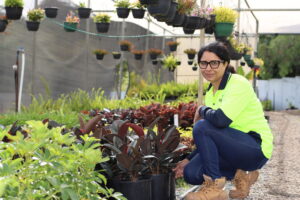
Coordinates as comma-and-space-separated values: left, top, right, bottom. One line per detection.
139, 0, 158, 6
213, 7, 238, 37
188, 60, 194, 65
184, 48, 197, 60
112, 51, 121, 59
183, 27, 195, 34
119, 40, 133, 51
227, 36, 244, 60
132, 50, 145, 60
26, 8, 44, 31
4, 0, 24, 20
166, 41, 180, 52
147, 0, 171, 17
253, 57, 264, 68
131, 1, 146, 19
0, 16, 9, 32
192, 64, 198, 71
167, 0, 196, 26
154, 1, 178, 23
64, 12, 80, 32
162, 54, 180, 72
93, 13, 111, 33
115, 0, 131, 19
243, 45, 253, 61
152, 60, 158, 65
44, 7, 58, 18
183, 6, 207, 30
78, 1, 92, 19
148, 48, 163, 60
93, 49, 108, 60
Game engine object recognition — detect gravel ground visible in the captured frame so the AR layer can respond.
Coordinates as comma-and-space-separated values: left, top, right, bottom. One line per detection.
176, 110, 300, 200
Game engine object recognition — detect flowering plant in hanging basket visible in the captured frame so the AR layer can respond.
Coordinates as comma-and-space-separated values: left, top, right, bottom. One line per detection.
26, 8, 44, 31
131, 1, 146, 19
119, 40, 133, 51
166, 41, 180, 52
64, 12, 80, 32
93, 13, 111, 33
115, 0, 131, 18
131, 49, 145, 60
112, 51, 121, 59
184, 48, 197, 60
93, 49, 108, 60
148, 48, 163, 60
213, 7, 238, 37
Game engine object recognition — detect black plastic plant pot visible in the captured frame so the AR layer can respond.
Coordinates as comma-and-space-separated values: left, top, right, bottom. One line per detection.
132, 8, 145, 19
156, 1, 177, 23
205, 26, 214, 34
152, 60, 158, 65
110, 179, 152, 200
188, 60, 194, 65
176, 61, 181, 65
44, 7, 58, 18
63, 22, 78, 32
230, 52, 243, 60
113, 53, 121, 59
209, 14, 216, 27
169, 44, 177, 52
169, 12, 185, 26
150, 173, 171, 200
147, 0, 171, 17
187, 53, 196, 60
184, 16, 200, 29
116, 8, 130, 19
96, 54, 105, 60
5, 7, 23, 20
140, 0, 158, 5
0, 20, 8, 32
169, 172, 176, 200
96, 22, 110, 33
150, 53, 158, 60
192, 66, 198, 71
120, 44, 129, 51
26, 21, 40, 31
134, 54, 143, 60
183, 27, 195, 34
78, 8, 92, 18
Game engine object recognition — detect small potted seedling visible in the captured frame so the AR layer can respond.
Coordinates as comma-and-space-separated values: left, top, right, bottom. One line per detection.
78, 1, 92, 19
26, 8, 45, 31
93, 13, 111, 33
93, 49, 108, 60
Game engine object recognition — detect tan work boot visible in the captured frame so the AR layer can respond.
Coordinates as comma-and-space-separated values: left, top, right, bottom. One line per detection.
229, 169, 259, 199
185, 175, 229, 200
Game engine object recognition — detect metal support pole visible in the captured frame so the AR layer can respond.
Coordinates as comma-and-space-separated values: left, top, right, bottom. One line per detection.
85, 0, 91, 90
143, 15, 150, 74
118, 19, 126, 99
31, 0, 38, 100
235, 0, 241, 70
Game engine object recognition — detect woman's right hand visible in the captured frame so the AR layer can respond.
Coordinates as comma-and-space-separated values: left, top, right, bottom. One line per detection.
173, 158, 189, 178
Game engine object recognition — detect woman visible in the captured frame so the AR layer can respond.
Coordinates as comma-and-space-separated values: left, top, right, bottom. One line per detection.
173, 42, 273, 200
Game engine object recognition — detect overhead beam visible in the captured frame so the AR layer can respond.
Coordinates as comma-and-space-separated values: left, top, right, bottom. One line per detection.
237, 8, 300, 11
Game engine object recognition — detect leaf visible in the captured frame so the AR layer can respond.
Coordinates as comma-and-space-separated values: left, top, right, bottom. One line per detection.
66, 188, 79, 200
102, 143, 122, 154
116, 153, 132, 170
140, 138, 152, 155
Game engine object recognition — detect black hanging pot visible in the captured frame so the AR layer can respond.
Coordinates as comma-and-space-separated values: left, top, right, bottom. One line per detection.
113, 53, 121, 59
183, 27, 195, 34
134, 54, 143, 60
5, 7, 23, 20
167, 12, 185, 26
150, 53, 158, 60
150, 173, 171, 200
120, 44, 130, 51
184, 16, 200, 29
132, 8, 145, 19
205, 26, 214, 34
152, 60, 158, 65
176, 61, 181, 65
147, 0, 171, 17
0, 20, 8, 32
230, 52, 243, 60
26, 21, 40, 31
197, 17, 207, 29
140, 0, 158, 5
96, 54, 105, 60
169, 172, 176, 200
96, 22, 110, 33
155, 2, 177, 22
208, 14, 216, 27
44, 7, 58, 18
187, 53, 196, 60
169, 44, 177, 52
116, 8, 130, 18
188, 60, 194, 65
192, 65, 198, 71
78, 8, 92, 18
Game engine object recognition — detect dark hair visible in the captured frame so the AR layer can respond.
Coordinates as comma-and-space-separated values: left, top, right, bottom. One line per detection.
227, 65, 236, 74
197, 41, 230, 65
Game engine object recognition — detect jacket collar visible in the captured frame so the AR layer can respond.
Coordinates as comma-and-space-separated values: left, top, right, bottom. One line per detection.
207, 68, 231, 92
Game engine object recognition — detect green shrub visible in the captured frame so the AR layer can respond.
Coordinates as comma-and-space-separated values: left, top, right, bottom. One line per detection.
93, 13, 111, 23
213, 7, 238, 23
5, 0, 24, 7
27, 8, 45, 22
261, 100, 273, 111
0, 121, 124, 199
115, 0, 130, 8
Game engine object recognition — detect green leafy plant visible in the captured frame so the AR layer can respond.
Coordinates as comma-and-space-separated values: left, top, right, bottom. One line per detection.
115, 0, 131, 8
4, 0, 24, 7
79, 2, 86, 8
253, 57, 264, 67
93, 13, 111, 23
93, 49, 108, 55
112, 51, 121, 55
0, 121, 124, 199
27, 8, 45, 22
213, 7, 238, 23
261, 100, 273, 111
162, 54, 180, 71
131, 1, 145, 9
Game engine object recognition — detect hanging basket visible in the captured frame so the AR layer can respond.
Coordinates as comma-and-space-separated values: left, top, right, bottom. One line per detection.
26, 21, 40, 31
78, 8, 92, 19
116, 8, 130, 19
96, 22, 110, 33
113, 53, 121, 59
188, 60, 194, 65
152, 60, 158, 65
192, 65, 198, 71
149, 53, 158, 60
96, 54, 105, 60
183, 27, 195, 34
0, 20, 8, 32
243, 54, 251, 62
147, 0, 171, 17
214, 22, 234, 37
187, 53, 196, 60
167, 12, 185, 26
168, 44, 177, 52
155, 2, 177, 22
131, 9, 145, 19
134, 54, 143, 60
44, 7, 58, 18
5, 7, 23, 20
139, 0, 158, 5
183, 16, 200, 29
63, 22, 78, 32
120, 44, 130, 51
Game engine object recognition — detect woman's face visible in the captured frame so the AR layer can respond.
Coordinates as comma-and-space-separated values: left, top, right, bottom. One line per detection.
199, 51, 227, 84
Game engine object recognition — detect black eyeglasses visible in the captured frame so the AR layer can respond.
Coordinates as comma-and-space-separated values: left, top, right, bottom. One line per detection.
199, 60, 224, 69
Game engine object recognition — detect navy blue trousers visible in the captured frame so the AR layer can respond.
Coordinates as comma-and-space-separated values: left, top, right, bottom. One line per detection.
183, 120, 268, 185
